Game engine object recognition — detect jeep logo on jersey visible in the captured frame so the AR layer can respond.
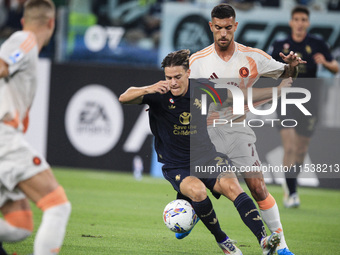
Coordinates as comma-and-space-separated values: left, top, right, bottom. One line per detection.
179, 112, 191, 125
65, 85, 123, 156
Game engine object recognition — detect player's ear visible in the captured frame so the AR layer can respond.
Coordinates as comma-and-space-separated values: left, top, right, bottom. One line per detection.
209, 21, 213, 32
234, 21, 238, 32
187, 69, 191, 77
289, 19, 293, 29
47, 17, 55, 30
21, 17, 25, 27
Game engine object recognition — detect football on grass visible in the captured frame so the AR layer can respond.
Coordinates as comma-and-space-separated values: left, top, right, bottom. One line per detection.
163, 199, 198, 233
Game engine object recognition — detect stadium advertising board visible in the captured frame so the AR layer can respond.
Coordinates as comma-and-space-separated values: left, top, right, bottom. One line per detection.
47, 63, 163, 172
159, 2, 340, 72
45, 63, 340, 188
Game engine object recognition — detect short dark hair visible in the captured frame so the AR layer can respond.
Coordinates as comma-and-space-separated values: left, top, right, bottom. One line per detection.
161, 49, 190, 71
24, 0, 55, 24
211, 3, 236, 20
291, 5, 309, 18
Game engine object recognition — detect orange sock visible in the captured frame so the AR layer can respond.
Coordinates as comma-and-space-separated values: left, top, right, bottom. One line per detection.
36, 186, 69, 211
257, 193, 276, 210
4, 210, 33, 231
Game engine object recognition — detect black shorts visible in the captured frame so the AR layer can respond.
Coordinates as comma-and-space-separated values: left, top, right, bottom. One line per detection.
162, 167, 221, 199
276, 101, 318, 138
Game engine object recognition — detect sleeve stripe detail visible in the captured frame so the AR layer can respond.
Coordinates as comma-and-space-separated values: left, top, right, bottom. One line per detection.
245, 56, 258, 87
189, 45, 214, 67
191, 45, 213, 57
20, 33, 37, 53
238, 44, 271, 60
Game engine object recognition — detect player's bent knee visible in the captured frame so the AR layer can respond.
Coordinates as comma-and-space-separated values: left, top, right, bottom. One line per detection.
220, 181, 243, 201
296, 146, 308, 157
283, 144, 296, 156
188, 183, 207, 202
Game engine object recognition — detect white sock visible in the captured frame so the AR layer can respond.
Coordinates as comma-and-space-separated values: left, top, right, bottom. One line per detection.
0, 218, 31, 242
34, 202, 71, 255
260, 202, 288, 250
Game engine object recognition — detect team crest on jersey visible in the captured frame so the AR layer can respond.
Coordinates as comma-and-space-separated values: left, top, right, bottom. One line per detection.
194, 98, 201, 110
179, 112, 191, 125
305, 45, 312, 54
33, 156, 41, 166
168, 98, 176, 109
283, 43, 290, 54
239, 67, 249, 78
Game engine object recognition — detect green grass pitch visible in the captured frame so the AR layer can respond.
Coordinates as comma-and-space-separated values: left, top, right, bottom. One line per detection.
3, 167, 340, 254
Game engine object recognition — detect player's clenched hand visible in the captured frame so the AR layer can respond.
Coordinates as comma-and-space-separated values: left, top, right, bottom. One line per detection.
278, 77, 293, 89
313, 53, 326, 65
279, 51, 307, 67
149, 81, 170, 94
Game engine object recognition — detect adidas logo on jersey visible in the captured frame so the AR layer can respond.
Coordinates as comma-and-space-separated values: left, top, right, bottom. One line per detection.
209, 72, 219, 80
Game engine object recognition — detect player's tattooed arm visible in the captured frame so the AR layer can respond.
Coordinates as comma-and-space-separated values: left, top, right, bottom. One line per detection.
0, 59, 9, 78
119, 81, 170, 104
279, 51, 307, 78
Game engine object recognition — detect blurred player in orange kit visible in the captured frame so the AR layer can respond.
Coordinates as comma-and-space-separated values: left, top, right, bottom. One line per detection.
0, 0, 71, 254
184, 3, 307, 255
270, 5, 339, 209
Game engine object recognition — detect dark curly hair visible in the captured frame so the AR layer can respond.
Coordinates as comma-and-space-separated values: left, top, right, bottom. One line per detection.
161, 49, 190, 71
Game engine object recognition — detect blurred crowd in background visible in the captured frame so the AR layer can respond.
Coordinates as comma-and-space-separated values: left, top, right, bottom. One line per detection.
0, 0, 339, 66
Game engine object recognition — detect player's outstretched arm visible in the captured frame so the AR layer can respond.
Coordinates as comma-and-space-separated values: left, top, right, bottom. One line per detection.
279, 51, 307, 78
277, 77, 293, 94
0, 59, 9, 78
226, 78, 293, 104
252, 78, 293, 102
119, 80, 170, 104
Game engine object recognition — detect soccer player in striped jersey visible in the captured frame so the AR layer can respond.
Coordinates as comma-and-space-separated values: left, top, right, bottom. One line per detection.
186, 4, 307, 255
0, 1, 71, 254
